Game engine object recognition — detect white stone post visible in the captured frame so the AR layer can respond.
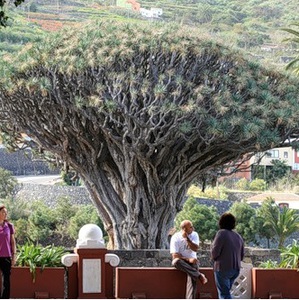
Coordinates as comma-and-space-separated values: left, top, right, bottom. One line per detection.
61, 224, 120, 299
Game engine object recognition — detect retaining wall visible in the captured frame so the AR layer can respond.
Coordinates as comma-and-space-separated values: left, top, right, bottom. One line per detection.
110, 248, 280, 268
0, 148, 58, 176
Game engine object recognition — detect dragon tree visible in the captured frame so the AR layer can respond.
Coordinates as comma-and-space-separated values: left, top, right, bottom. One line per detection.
1, 21, 299, 249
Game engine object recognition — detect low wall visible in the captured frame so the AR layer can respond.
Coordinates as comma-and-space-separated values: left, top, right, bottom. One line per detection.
110, 248, 280, 268
115, 267, 218, 299
114, 260, 254, 298
252, 268, 299, 299
14, 183, 91, 207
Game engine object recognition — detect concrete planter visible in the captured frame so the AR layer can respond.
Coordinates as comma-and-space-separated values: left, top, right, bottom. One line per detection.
252, 268, 299, 298
11, 266, 66, 299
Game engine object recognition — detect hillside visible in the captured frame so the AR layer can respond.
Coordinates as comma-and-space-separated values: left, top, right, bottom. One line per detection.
0, 0, 298, 71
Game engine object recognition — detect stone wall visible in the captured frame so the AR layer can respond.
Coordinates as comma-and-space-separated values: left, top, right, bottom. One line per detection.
14, 183, 92, 207
109, 248, 280, 268
0, 148, 58, 176
14, 184, 256, 209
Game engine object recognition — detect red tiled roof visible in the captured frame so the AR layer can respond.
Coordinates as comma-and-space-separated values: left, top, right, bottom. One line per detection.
247, 193, 299, 203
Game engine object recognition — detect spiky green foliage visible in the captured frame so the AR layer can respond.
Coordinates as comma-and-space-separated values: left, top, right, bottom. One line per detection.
258, 259, 279, 268
273, 207, 299, 248
282, 22, 299, 76
16, 243, 66, 282
279, 239, 299, 269
260, 198, 299, 248
0, 21, 299, 249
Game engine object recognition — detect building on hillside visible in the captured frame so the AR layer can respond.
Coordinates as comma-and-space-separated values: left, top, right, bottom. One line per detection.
219, 158, 252, 182
222, 146, 297, 182
250, 146, 293, 168
292, 149, 299, 172
249, 146, 294, 180
116, 0, 163, 18
140, 7, 163, 18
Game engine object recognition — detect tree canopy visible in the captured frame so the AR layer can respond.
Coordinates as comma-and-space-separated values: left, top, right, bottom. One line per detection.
229, 201, 258, 244
1, 20, 299, 249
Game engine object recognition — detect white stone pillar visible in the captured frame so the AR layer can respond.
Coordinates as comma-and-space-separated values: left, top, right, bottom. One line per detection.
61, 223, 120, 299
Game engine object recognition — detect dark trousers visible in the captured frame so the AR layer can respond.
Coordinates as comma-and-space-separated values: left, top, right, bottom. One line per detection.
0, 258, 12, 299
172, 258, 200, 299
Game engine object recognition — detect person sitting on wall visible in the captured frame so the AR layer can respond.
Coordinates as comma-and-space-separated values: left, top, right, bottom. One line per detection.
170, 220, 208, 299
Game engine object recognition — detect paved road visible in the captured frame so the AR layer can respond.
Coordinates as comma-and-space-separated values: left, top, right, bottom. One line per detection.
15, 175, 62, 185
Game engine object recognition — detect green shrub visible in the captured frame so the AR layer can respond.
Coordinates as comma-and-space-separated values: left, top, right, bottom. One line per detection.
27, 201, 57, 244
187, 184, 228, 200
175, 197, 218, 244
14, 218, 30, 245
235, 178, 249, 190
0, 167, 17, 199
258, 240, 299, 269
11, 198, 106, 246
229, 201, 258, 245
249, 178, 266, 191
54, 197, 77, 242
1, 198, 29, 221
68, 205, 105, 240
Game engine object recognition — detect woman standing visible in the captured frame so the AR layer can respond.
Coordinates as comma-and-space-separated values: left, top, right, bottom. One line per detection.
0, 205, 16, 299
211, 213, 244, 299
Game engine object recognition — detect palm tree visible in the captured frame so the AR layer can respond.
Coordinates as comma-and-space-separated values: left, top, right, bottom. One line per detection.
262, 199, 299, 248
282, 22, 299, 75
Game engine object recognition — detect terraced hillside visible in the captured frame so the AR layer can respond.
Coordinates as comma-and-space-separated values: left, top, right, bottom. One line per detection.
0, 0, 298, 71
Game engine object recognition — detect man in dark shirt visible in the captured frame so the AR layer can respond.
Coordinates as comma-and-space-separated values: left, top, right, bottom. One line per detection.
211, 213, 244, 299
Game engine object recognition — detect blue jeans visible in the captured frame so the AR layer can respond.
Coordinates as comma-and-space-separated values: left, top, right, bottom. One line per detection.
214, 269, 240, 299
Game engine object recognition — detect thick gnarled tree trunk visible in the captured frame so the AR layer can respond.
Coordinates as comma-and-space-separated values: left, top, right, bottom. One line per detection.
80, 153, 186, 249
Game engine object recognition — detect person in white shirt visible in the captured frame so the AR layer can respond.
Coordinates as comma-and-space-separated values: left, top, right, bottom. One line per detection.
170, 220, 207, 299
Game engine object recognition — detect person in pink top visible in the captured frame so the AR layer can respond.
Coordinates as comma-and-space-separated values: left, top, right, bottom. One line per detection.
0, 205, 16, 299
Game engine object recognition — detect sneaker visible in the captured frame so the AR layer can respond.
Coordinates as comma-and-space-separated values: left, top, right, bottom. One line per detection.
199, 273, 208, 285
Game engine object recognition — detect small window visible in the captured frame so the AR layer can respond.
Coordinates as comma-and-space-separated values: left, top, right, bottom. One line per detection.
267, 150, 279, 158
284, 152, 288, 158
